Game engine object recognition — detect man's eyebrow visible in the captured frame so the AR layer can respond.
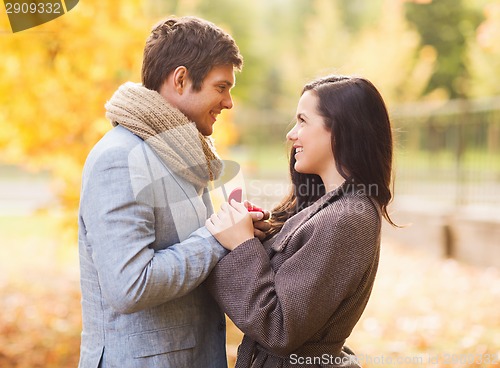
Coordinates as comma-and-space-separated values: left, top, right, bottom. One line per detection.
216, 80, 234, 87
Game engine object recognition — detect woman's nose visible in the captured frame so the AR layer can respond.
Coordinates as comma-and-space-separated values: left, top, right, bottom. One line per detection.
286, 125, 297, 141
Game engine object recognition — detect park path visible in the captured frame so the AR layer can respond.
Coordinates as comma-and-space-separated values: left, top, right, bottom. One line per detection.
0, 179, 56, 215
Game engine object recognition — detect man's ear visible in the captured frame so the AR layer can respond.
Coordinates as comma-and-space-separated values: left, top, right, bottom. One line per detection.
172, 66, 188, 94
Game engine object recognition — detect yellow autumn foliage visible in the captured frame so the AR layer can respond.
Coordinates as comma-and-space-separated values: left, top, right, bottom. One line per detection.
0, 2, 238, 233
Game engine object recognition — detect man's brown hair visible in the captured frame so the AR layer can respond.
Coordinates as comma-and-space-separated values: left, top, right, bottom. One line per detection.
142, 16, 243, 92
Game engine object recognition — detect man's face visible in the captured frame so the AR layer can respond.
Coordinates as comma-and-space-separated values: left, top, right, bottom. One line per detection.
176, 64, 235, 136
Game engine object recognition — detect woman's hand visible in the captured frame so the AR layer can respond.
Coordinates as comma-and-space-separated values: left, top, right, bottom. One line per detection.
244, 200, 271, 241
206, 199, 255, 251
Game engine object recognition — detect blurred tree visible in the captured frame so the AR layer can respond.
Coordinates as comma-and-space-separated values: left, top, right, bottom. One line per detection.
338, 0, 383, 32
347, 0, 434, 103
0, 1, 150, 235
469, 2, 500, 97
404, 0, 483, 99
301, 0, 351, 80
298, 0, 428, 104
0, 1, 239, 238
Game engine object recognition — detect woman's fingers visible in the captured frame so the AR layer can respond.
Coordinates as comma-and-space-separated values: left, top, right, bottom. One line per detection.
254, 220, 271, 232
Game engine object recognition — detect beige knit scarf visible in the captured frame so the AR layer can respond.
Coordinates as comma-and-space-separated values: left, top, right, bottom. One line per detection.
105, 82, 223, 190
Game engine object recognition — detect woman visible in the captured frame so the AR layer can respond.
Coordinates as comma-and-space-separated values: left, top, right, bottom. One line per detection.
205, 75, 395, 367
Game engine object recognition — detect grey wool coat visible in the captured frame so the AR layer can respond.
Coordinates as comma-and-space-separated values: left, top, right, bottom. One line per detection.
78, 125, 228, 368
206, 182, 381, 368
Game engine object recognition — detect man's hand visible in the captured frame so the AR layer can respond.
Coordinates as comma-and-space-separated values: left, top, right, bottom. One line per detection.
206, 200, 254, 251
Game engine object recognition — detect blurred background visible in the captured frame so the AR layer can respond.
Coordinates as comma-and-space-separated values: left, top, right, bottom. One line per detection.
1, 0, 499, 367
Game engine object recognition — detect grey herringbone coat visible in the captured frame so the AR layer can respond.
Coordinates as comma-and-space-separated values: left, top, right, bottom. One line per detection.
206, 183, 381, 367
78, 126, 228, 368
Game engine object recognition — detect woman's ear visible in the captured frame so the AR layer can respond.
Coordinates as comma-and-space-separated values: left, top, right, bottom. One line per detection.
172, 66, 188, 95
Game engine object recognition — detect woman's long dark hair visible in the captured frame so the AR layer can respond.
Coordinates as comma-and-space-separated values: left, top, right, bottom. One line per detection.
267, 75, 396, 238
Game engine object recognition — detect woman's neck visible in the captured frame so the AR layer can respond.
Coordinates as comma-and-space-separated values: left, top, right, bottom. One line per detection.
320, 165, 346, 193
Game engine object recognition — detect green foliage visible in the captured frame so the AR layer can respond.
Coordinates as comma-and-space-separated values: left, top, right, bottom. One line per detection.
469, 2, 500, 97
405, 0, 484, 98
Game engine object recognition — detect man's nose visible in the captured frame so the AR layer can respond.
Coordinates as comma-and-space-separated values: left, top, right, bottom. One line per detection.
222, 94, 233, 110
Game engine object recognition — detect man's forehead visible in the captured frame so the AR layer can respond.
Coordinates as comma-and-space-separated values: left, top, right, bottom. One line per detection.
206, 65, 235, 83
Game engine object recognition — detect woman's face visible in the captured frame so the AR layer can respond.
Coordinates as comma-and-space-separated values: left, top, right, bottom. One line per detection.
286, 90, 335, 178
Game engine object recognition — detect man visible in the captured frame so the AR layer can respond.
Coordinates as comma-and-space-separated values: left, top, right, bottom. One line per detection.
78, 16, 243, 368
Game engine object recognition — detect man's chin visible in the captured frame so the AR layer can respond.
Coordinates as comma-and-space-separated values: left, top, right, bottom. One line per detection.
194, 122, 213, 136
201, 126, 214, 136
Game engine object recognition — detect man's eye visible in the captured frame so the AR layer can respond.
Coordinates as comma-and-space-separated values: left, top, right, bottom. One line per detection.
217, 86, 226, 93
